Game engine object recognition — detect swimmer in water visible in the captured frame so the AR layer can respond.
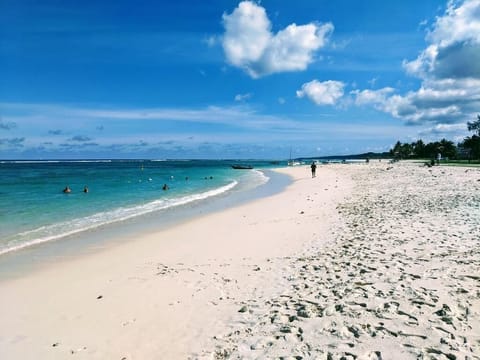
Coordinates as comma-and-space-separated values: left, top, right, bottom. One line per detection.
162, 184, 169, 190
83, 186, 89, 193
63, 186, 72, 193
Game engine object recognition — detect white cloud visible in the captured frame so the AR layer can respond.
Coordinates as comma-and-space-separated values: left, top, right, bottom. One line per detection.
1, 101, 418, 158
0, 118, 17, 130
296, 80, 345, 106
69, 135, 92, 142
419, 19, 429, 28
354, 0, 480, 127
417, 123, 470, 142
404, 0, 480, 79
222, 1, 333, 78
0, 137, 25, 148
234, 93, 252, 101
0, 102, 302, 134
222, 2, 271, 70
353, 78, 480, 124
204, 35, 219, 47
352, 87, 395, 107
419, 123, 468, 135
367, 77, 378, 87
330, 38, 351, 50
428, 0, 480, 46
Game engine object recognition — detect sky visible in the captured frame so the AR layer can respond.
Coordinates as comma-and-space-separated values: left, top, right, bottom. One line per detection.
1, 0, 480, 159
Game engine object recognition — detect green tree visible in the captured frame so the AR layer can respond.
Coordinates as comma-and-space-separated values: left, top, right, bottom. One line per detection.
424, 142, 438, 159
462, 136, 480, 159
461, 114, 480, 160
413, 139, 426, 158
467, 114, 480, 136
400, 143, 413, 158
437, 138, 457, 159
391, 141, 402, 158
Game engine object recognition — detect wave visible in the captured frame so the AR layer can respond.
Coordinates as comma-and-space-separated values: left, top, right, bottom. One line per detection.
252, 169, 269, 186
0, 180, 238, 256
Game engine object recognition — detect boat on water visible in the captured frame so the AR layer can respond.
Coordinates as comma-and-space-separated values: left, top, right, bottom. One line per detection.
287, 148, 301, 166
231, 165, 253, 169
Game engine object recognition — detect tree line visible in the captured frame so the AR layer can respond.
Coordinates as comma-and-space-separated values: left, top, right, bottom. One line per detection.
390, 114, 480, 161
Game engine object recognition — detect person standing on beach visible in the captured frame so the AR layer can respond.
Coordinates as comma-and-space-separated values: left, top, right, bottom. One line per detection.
310, 161, 317, 178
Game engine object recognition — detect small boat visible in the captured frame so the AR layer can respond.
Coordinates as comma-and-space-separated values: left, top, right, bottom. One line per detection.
231, 165, 253, 169
287, 160, 301, 166
287, 148, 300, 166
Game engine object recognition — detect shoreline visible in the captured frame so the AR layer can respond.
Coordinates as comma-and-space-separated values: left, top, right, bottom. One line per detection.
0, 168, 291, 280
1, 164, 345, 359
1, 163, 479, 359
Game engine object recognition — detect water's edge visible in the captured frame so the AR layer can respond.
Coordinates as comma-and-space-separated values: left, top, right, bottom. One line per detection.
0, 169, 292, 279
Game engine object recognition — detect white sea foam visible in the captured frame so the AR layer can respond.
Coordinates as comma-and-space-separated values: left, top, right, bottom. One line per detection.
252, 169, 269, 186
0, 180, 238, 256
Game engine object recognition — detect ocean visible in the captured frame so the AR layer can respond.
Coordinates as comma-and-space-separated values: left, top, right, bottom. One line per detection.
0, 159, 285, 258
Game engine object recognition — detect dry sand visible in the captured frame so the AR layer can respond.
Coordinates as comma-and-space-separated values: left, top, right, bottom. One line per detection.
1, 162, 479, 359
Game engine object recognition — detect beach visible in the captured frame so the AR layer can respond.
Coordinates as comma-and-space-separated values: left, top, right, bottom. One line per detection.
1, 162, 479, 359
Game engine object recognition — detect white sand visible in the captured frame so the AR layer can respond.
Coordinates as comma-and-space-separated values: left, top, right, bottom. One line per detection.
1, 162, 479, 359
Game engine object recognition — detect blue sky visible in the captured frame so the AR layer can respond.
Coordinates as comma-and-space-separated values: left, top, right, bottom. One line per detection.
1, 0, 479, 159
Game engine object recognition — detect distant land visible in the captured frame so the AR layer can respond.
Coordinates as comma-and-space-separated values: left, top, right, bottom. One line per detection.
299, 152, 392, 161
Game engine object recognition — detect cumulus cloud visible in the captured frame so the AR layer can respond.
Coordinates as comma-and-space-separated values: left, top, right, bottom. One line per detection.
352, 87, 395, 107
353, 78, 480, 124
353, 0, 480, 126
222, 1, 333, 78
296, 80, 345, 106
418, 123, 468, 136
404, 0, 480, 79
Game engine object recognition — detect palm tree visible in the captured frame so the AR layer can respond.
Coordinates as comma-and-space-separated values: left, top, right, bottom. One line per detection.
461, 114, 480, 160
467, 114, 480, 136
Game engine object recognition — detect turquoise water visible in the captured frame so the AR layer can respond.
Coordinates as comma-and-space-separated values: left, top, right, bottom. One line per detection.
0, 159, 280, 255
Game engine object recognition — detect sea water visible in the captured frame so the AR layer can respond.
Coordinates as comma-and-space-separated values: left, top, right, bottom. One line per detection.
0, 159, 282, 256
